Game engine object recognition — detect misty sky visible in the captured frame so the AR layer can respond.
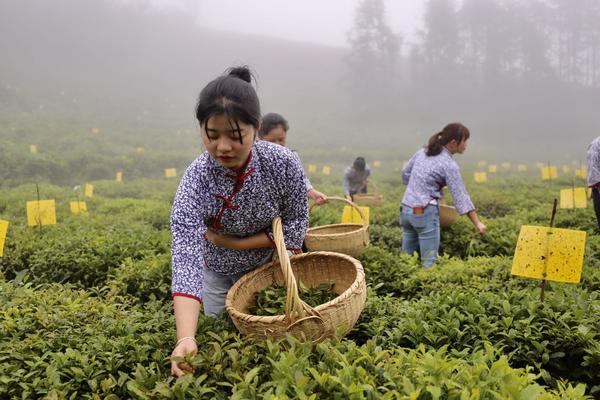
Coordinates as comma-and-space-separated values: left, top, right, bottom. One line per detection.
195, 0, 423, 47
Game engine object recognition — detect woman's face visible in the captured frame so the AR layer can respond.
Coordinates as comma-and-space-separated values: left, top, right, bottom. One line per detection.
201, 114, 256, 169
457, 138, 468, 154
447, 138, 468, 154
261, 126, 287, 147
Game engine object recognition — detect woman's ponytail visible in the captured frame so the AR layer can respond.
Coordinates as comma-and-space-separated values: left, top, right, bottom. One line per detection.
426, 132, 444, 156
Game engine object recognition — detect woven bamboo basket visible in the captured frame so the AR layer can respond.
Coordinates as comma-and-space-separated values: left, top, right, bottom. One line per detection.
305, 196, 369, 258
353, 193, 383, 206
352, 182, 383, 206
439, 204, 459, 228
225, 217, 367, 342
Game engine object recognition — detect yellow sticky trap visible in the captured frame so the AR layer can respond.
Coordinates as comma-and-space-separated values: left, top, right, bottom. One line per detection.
536, 161, 545, 169
26, 200, 57, 226
512, 225, 586, 283
0, 220, 8, 257
575, 168, 585, 179
116, 171, 123, 183
135, 147, 145, 154
573, 188, 587, 208
29, 144, 38, 154
541, 166, 557, 180
373, 160, 381, 168
574, 167, 587, 179
477, 160, 487, 167
560, 189, 574, 209
474, 172, 488, 183
560, 188, 588, 209
341, 205, 370, 225
165, 168, 177, 178
91, 127, 100, 134
562, 165, 570, 174
308, 164, 317, 173
69, 201, 87, 214
84, 183, 94, 198
517, 164, 527, 172
501, 162, 511, 170
322, 166, 331, 176
488, 165, 497, 173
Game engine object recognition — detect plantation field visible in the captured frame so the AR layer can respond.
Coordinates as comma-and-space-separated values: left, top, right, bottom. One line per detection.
1, 169, 599, 399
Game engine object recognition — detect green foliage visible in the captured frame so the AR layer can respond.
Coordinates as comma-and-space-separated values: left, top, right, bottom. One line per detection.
351, 286, 600, 389
0, 223, 170, 288
247, 283, 337, 316
108, 252, 172, 303
441, 216, 520, 258
1, 168, 599, 397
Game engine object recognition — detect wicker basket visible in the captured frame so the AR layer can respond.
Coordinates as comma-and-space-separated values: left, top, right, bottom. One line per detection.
225, 217, 367, 342
353, 193, 383, 206
305, 196, 369, 258
352, 182, 384, 206
439, 204, 459, 228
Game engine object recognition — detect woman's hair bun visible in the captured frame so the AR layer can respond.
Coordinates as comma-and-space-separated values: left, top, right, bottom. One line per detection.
227, 66, 252, 83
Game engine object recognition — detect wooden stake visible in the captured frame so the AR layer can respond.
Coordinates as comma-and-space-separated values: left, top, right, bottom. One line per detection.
36, 183, 42, 234
541, 198, 558, 303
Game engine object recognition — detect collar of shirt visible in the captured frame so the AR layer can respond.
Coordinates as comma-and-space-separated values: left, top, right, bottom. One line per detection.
441, 147, 454, 158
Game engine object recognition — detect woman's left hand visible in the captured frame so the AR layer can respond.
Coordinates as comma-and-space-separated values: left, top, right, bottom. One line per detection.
205, 229, 240, 250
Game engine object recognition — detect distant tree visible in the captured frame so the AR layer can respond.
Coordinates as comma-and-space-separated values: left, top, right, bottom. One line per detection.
345, 0, 401, 113
549, 0, 600, 86
459, 0, 518, 84
420, 0, 460, 76
511, 0, 552, 80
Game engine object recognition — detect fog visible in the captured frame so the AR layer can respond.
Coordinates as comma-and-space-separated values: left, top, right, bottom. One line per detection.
1, 0, 599, 178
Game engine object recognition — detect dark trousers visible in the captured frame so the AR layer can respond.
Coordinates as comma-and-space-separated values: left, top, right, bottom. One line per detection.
593, 187, 600, 231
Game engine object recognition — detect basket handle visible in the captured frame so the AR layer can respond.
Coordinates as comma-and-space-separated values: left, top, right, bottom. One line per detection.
309, 196, 368, 227
272, 217, 321, 323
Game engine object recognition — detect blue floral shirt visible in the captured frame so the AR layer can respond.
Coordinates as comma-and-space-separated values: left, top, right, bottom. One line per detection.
402, 148, 475, 215
587, 136, 600, 187
170, 140, 309, 301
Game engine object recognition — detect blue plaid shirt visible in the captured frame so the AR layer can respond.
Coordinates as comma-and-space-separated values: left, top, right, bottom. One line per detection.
402, 148, 474, 215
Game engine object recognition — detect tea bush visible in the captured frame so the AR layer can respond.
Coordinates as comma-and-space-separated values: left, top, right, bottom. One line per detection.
3, 279, 589, 399
0, 223, 170, 287
108, 251, 172, 303
350, 286, 600, 392
2, 170, 599, 396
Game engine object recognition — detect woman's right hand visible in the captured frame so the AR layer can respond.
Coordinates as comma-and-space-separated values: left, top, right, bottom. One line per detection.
171, 339, 198, 377
345, 195, 352, 202
475, 222, 487, 235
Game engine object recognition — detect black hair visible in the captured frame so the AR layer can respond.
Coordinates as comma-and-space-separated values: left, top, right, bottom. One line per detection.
353, 157, 366, 171
195, 66, 260, 144
258, 113, 289, 138
426, 123, 471, 156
